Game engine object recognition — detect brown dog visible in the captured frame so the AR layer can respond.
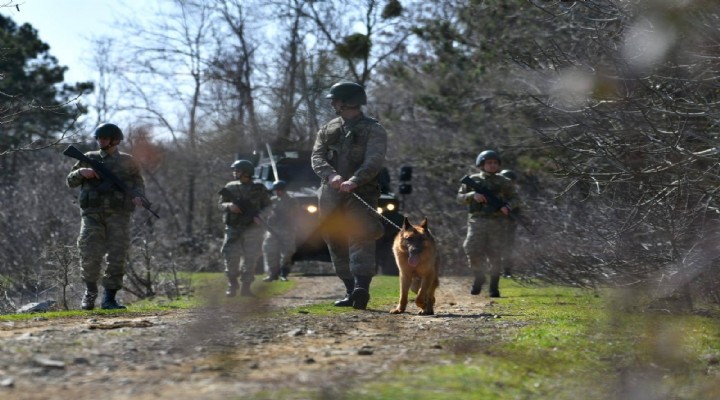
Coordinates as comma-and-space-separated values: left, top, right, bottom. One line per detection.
390, 217, 439, 315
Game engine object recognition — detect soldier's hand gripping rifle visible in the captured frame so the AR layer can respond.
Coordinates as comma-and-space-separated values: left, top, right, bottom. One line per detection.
63, 145, 160, 219
218, 187, 282, 237
459, 175, 533, 234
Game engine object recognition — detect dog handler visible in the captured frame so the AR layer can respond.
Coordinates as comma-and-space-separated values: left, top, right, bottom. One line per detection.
457, 150, 519, 297
311, 81, 387, 310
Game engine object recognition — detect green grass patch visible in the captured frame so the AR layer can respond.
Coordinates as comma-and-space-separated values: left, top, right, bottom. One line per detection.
3, 274, 718, 399
352, 278, 720, 400
280, 273, 400, 316
0, 272, 298, 321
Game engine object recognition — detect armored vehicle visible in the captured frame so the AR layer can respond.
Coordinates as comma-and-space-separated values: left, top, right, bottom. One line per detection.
255, 149, 409, 275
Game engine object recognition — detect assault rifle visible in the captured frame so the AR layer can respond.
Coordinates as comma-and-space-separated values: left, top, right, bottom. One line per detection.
218, 187, 281, 237
459, 175, 533, 234
63, 145, 160, 219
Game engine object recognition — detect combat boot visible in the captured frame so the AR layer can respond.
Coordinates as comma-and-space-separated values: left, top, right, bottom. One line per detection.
240, 280, 256, 298
80, 282, 98, 310
489, 274, 501, 298
279, 266, 291, 281
333, 278, 356, 307
470, 274, 485, 295
351, 275, 372, 310
101, 289, 127, 310
226, 276, 240, 297
262, 272, 279, 282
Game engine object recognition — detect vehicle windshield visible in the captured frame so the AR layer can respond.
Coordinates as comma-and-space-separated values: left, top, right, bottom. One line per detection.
276, 159, 320, 190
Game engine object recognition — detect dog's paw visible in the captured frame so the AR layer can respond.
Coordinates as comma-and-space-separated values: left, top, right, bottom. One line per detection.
389, 308, 404, 314
418, 310, 434, 316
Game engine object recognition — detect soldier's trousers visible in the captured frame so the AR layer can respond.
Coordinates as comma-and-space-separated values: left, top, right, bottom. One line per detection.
319, 185, 384, 280
221, 223, 264, 282
77, 211, 132, 290
463, 216, 510, 277
262, 232, 295, 275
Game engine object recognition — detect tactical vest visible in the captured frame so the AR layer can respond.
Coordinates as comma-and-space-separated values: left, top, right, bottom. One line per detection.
78, 152, 135, 212
322, 116, 381, 189
466, 173, 509, 216
222, 182, 270, 226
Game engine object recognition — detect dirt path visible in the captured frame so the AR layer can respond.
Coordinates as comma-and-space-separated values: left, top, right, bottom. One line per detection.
0, 275, 519, 400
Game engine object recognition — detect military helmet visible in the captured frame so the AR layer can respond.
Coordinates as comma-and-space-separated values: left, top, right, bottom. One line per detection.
325, 81, 367, 106
231, 159, 255, 176
499, 169, 517, 181
93, 123, 123, 140
272, 180, 288, 191
475, 150, 501, 167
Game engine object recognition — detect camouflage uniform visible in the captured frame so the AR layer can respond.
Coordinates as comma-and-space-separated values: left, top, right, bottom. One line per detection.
457, 171, 519, 289
311, 113, 387, 281
219, 180, 271, 285
67, 149, 144, 291
262, 193, 298, 279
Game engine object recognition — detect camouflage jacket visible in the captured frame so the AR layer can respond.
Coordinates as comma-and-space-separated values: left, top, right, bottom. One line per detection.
218, 181, 272, 227
456, 171, 520, 217
66, 149, 145, 214
311, 113, 387, 190
265, 194, 299, 234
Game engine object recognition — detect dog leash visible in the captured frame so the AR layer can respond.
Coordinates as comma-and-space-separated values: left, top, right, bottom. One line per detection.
352, 192, 403, 231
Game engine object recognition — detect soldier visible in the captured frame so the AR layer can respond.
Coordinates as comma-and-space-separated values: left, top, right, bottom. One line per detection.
499, 169, 519, 278
218, 159, 271, 297
311, 81, 387, 310
66, 123, 145, 310
457, 150, 520, 298
262, 180, 298, 282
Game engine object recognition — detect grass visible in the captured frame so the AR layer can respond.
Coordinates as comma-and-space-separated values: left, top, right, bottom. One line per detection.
351, 278, 720, 400
3, 274, 719, 399
0, 272, 298, 321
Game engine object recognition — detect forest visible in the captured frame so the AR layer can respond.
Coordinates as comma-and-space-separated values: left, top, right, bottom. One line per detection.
1, 0, 719, 313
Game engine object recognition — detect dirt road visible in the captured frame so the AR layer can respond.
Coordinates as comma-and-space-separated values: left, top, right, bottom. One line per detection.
0, 275, 517, 400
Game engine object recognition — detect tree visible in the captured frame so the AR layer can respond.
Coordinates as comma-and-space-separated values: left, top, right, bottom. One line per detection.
209, 0, 263, 153
114, 0, 217, 238
0, 15, 93, 165
303, 0, 412, 85
377, 0, 720, 309
260, 0, 341, 149
520, 0, 720, 308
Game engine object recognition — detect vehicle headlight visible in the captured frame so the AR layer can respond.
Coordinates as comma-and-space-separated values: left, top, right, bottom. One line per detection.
385, 203, 396, 211
306, 204, 318, 214
377, 207, 384, 214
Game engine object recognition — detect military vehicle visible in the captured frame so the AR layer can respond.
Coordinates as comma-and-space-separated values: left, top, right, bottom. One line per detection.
254, 149, 411, 275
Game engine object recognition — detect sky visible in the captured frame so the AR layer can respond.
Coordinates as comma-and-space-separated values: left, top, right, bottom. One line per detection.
3, 0, 175, 137
4, 0, 136, 84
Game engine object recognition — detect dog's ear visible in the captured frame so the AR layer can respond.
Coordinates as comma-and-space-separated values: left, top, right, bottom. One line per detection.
420, 217, 428, 230
402, 217, 412, 231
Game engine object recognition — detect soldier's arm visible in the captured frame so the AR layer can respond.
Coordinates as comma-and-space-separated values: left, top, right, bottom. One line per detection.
349, 122, 387, 186
311, 125, 338, 182
503, 181, 520, 211
218, 185, 233, 212
457, 184, 475, 204
66, 161, 86, 188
